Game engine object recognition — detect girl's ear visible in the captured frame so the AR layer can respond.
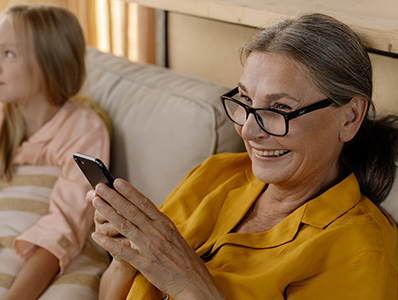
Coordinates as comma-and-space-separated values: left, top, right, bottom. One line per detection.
338, 96, 368, 142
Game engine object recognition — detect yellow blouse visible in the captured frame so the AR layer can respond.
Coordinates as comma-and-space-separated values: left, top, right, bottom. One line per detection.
127, 152, 398, 299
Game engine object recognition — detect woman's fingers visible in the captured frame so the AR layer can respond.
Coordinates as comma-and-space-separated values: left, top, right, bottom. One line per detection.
92, 193, 142, 241
94, 203, 108, 224
94, 180, 163, 233
113, 179, 159, 220
85, 189, 96, 205
88, 189, 122, 237
91, 182, 223, 298
92, 183, 179, 258
92, 232, 137, 262
94, 211, 121, 237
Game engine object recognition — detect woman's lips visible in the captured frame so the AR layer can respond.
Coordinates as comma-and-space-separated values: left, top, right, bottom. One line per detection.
252, 148, 290, 157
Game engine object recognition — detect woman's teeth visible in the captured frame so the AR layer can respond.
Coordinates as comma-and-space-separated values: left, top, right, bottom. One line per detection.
253, 149, 289, 157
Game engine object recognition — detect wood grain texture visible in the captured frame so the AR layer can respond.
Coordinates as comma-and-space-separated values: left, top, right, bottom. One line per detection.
126, 0, 398, 54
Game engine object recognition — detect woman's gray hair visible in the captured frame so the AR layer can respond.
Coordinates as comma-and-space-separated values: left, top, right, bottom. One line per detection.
241, 13, 398, 204
241, 14, 372, 107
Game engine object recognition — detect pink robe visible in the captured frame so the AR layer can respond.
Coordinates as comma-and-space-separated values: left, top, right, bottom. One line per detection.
0, 100, 111, 298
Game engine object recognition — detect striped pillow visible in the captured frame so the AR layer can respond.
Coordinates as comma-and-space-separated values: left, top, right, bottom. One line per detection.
0, 166, 110, 299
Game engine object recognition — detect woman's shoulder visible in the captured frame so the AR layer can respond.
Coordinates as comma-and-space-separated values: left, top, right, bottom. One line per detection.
355, 197, 398, 247
329, 195, 398, 267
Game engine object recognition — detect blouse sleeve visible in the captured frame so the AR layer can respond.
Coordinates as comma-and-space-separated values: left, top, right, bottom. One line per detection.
13, 104, 110, 274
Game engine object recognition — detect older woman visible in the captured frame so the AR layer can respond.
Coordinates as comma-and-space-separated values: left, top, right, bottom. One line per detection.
88, 13, 398, 300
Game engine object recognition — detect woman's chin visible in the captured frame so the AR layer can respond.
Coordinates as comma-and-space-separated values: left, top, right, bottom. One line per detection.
251, 166, 288, 184
250, 153, 293, 183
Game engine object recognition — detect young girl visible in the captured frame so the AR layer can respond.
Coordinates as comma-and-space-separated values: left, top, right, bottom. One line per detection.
0, 5, 110, 299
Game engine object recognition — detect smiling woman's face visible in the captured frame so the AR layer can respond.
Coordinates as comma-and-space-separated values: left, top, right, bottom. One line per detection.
236, 51, 347, 189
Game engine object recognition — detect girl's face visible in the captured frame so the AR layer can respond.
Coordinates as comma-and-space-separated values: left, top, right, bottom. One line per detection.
0, 16, 42, 105
236, 51, 346, 190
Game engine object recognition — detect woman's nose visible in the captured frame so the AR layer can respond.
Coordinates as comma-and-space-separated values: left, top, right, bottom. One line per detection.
240, 113, 269, 140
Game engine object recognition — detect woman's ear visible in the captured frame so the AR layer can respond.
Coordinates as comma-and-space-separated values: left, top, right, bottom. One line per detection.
338, 96, 368, 142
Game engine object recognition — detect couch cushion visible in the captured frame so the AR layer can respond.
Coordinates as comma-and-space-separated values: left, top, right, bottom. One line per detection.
81, 47, 245, 205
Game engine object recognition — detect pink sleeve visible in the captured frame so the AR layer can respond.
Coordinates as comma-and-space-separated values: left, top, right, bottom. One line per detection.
13, 106, 110, 274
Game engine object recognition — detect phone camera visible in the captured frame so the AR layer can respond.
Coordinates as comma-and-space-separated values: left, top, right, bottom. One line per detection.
74, 158, 84, 165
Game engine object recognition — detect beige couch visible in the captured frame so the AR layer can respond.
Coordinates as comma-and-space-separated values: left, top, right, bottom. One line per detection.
81, 47, 245, 206
80, 47, 397, 224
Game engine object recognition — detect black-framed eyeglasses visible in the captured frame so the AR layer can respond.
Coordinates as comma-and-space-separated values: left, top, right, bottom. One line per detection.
220, 87, 334, 137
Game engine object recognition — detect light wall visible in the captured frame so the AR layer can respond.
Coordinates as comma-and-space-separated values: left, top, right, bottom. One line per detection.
168, 13, 398, 115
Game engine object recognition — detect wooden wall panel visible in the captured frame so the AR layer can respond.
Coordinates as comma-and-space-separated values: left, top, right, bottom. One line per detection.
168, 13, 398, 115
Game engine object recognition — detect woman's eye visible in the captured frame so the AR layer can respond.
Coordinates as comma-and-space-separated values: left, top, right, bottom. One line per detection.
239, 95, 252, 105
273, 103, 292, 110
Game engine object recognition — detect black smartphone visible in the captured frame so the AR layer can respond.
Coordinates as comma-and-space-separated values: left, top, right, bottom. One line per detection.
73, 153, 114, 189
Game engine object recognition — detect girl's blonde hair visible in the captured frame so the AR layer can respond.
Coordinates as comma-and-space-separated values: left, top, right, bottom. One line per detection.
0, 5, 86, 180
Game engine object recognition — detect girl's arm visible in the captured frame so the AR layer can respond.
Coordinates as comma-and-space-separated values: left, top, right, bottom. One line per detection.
99, 259, 137, 300
4, 247, 60, 300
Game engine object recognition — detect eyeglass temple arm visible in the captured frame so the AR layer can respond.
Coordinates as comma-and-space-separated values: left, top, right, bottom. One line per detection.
286, 98, 333, 120
221, 87, 239, 99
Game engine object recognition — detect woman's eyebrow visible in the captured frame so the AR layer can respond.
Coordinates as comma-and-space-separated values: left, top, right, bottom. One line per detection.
238, 82, 299, 103
237, 82, 247, 92
266, 93, 300, 103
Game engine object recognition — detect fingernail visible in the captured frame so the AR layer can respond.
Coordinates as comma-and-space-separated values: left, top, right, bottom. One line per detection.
93, 196, 105, 209
95, 183, 107, 194
86, 189, 96, 199
114, 179, 125, 190
91, 232, 103, 244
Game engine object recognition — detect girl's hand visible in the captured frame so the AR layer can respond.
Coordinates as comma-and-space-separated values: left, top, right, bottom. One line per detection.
91, 179, 225, 300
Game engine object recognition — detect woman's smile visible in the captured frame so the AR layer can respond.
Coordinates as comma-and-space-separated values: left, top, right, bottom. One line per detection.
252, 148, 290, 158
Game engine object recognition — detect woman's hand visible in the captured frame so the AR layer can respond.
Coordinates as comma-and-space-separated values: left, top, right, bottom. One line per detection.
90, 179, 225, 300
87, 189, 133, 261
90, 190, 119, 234
86, 189, 137, 300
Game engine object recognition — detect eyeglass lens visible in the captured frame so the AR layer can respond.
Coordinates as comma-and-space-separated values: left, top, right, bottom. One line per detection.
223, 98, 287, 136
